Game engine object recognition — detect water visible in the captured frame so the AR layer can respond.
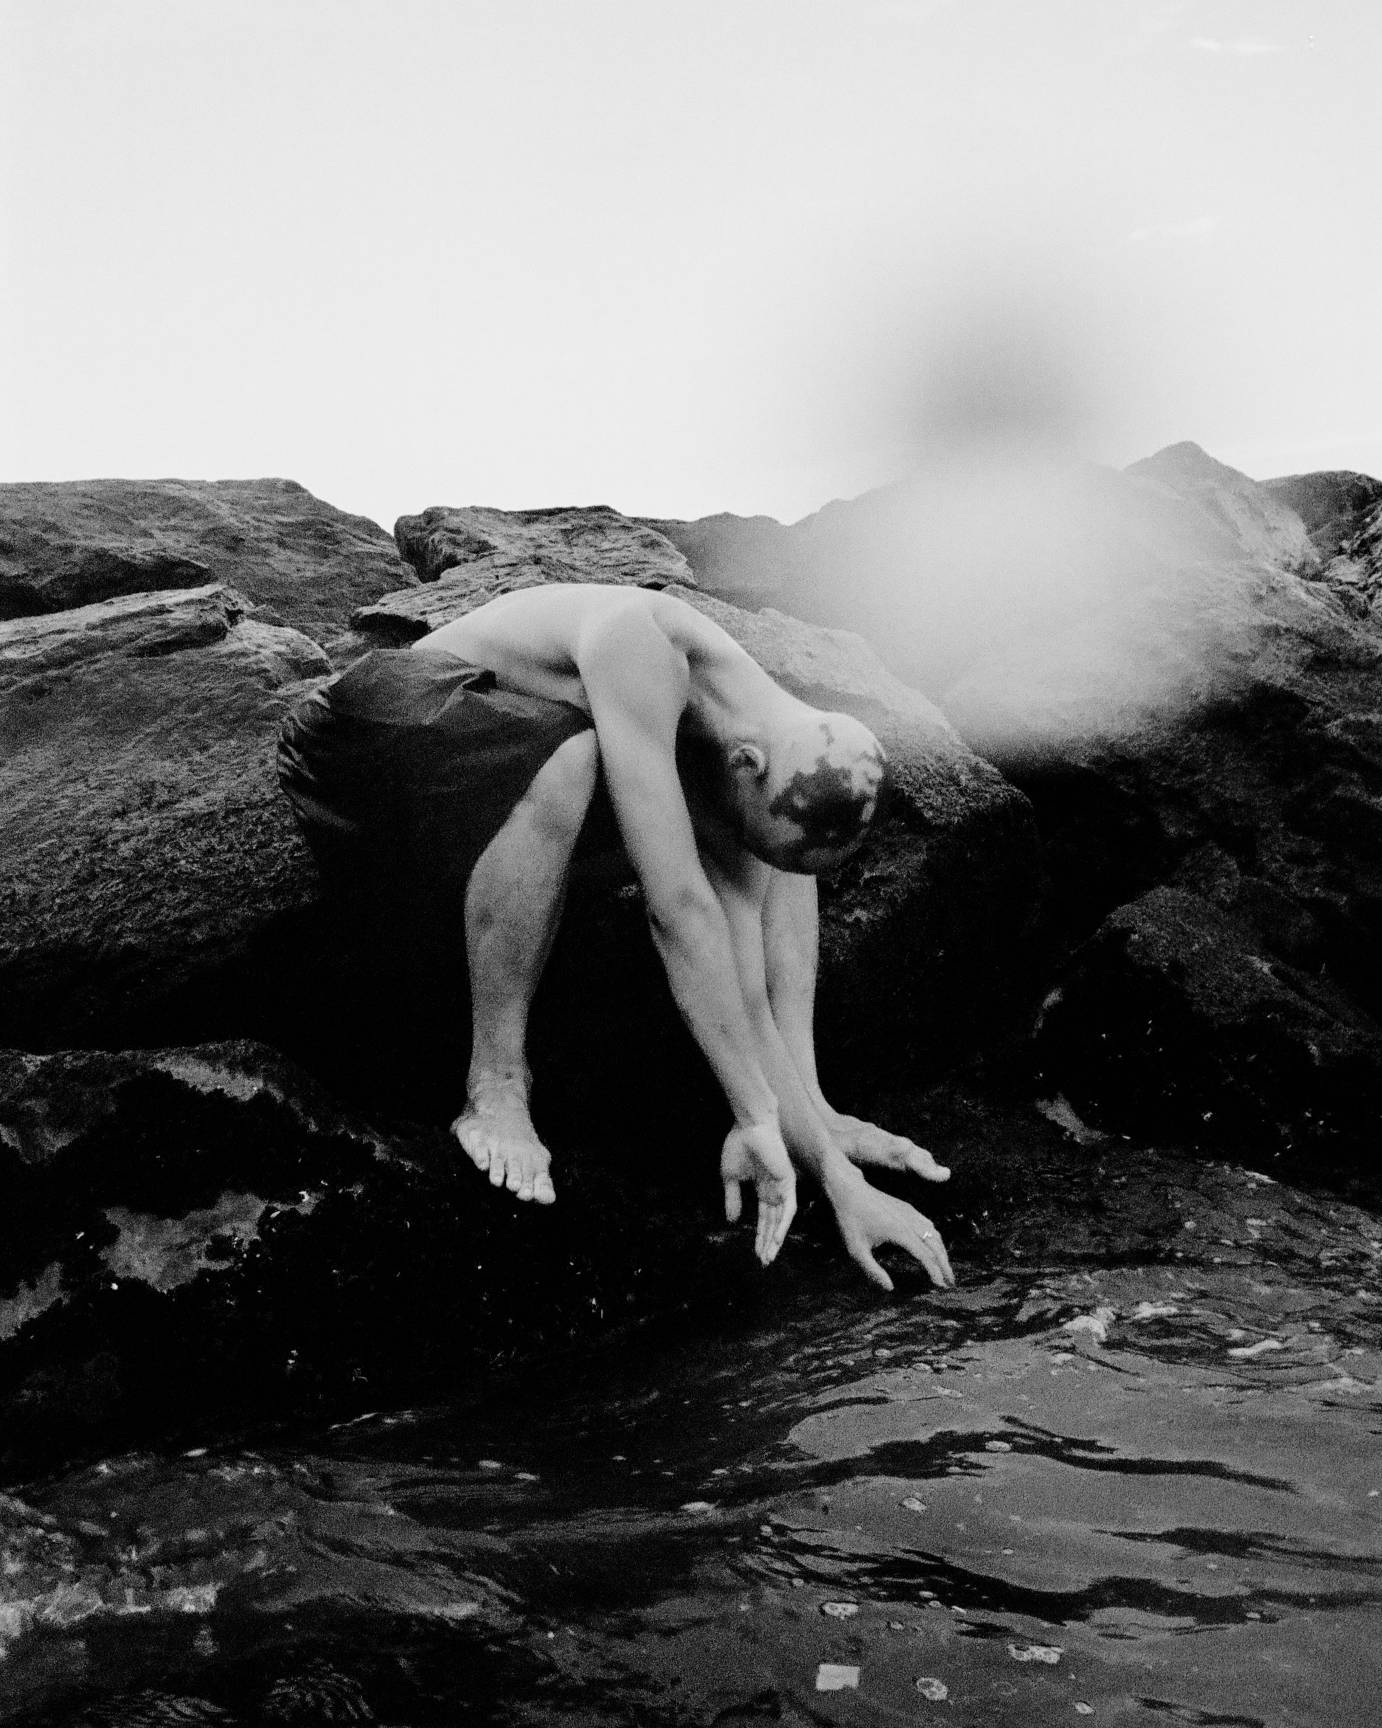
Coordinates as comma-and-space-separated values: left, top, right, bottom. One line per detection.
2, 1141, 1380, 1726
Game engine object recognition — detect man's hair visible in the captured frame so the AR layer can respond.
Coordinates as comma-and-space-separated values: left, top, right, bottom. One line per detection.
755, 711, 889, 871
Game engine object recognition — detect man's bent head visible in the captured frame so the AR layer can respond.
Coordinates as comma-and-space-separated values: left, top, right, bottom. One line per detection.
728, 710, 890, 872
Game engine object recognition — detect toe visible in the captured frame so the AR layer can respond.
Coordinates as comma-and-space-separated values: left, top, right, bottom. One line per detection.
535, 1172, 557, 1205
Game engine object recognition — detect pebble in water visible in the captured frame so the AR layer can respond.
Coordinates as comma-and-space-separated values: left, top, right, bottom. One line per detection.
1008, 1643, 1063, 1664
915, 1677, 949, 1700
820, 1600, 858, 1618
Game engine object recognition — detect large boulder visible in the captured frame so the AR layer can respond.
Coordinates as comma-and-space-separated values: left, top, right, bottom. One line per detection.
1034, 887, 1382, 1190
0, 584, 329, 1051
0, 473, 1038, 1170
354, 504, 694, 639
0, 478, 417, 653
648, 448, 1382, 1186
395, 502, 694, 586
0, 1041, 753, 1478
353, 558, 1040, 1086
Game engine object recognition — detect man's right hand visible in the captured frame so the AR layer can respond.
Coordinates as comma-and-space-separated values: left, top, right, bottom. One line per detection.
721, 1122, 797, 1268
828, 1169, 955, 1292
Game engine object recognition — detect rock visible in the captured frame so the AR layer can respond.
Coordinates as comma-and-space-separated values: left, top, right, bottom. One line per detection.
643, 510, 804, 611
1125, 441, 1320, 574
357, 504, 694, 640
353, 542, 1039, 1082
1034, 886, 1382, 1184
395, 502, 694, 585
0, 479, 417, 654
681, 595, 1038, 1070
0, 584, 330, 1051
0, 1040, 755, 1477
649, 448, 1382, 1185
1262, 469, 1382, 559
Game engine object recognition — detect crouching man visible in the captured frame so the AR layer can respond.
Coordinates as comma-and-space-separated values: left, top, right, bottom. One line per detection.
279, 582, 953, 1291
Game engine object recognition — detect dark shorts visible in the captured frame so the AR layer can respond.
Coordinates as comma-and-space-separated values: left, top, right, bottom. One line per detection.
278, 650, 615, 930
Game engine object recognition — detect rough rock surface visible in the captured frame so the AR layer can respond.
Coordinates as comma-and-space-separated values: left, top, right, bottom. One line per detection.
1125, 441, 1320, 573
0, 479, 416, 652
0, 1041, 751, 1477
649, 450, 1382, 1185
395, 502, 694, 586
1263, 468, 1382, 558
355, 556, 1039, 1076
0, 482, 1037, 1087
0, 584, 329, 1050
360, 504, 694, 639
1035, 887, 1382, 1191
1246, 469, 1382, 618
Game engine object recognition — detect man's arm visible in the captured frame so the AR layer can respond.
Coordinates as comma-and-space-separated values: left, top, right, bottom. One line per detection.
701, 845, 953, 1292
574, 604, 795, 1265
761, 872, 951, 1184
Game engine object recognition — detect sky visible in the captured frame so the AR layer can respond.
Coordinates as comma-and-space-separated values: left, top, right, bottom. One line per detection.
3, 0, 1379, 530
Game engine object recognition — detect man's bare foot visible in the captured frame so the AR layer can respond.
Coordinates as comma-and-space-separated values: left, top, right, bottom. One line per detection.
450, 1076, 557, 1204
826, 1110, 951, 1182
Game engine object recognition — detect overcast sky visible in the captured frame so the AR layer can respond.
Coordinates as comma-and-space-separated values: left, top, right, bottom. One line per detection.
3, 0, 1378, 529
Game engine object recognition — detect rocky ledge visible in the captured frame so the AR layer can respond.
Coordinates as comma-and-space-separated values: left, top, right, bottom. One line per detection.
2, 447, 1379, 1476
0, 477, 1036, 1475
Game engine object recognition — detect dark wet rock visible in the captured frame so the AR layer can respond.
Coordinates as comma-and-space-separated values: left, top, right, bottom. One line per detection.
0, 1040, 757, 1479
57, 1692, 237, 1726
261, 1662, 374, 1724
0, 585, 329, 1052
0, 479, 416, 652
1033, 886, 1382, 1189
2, 1081, 1379, 1722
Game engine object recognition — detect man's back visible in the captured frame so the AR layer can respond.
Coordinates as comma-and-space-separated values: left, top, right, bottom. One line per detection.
418, 583, 751, 721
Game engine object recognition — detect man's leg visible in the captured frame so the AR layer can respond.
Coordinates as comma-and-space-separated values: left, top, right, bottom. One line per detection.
762, 871, 950, 1181
452, 729, 600, 1203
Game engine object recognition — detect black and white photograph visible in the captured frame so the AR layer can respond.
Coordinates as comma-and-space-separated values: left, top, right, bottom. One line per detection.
2, 2, 1379, 1722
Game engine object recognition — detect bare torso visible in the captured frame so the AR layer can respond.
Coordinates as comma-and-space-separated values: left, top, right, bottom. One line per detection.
415, 583, 755, 726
